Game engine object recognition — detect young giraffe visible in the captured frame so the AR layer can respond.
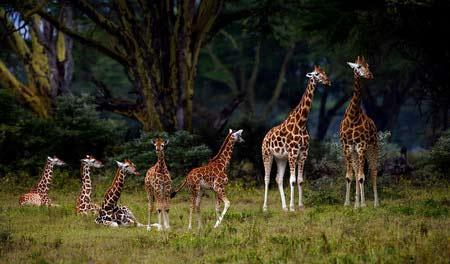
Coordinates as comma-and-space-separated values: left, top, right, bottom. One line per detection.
76, 155, 103, 215
19, 156, 66, 206
340, 56, 379, 208
95, 159, 144, 227
171, 129, 244, 229
145, 138, 172, 231
262, 66, 331, 212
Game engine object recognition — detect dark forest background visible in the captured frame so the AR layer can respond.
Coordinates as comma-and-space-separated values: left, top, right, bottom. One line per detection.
0, 0, 449, 185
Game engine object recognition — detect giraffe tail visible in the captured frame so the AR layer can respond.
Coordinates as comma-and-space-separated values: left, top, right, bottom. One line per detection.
170, 177, 187, 198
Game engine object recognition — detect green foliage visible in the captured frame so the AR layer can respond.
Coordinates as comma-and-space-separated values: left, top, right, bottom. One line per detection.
0, 92, 124, 175
428, 129, 450, 177
111, 130, 212, 181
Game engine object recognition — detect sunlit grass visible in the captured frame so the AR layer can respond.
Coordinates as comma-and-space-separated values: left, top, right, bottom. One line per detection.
0, 178, 449, 263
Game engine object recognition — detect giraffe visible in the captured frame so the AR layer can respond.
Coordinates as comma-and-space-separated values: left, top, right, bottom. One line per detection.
95, 159, 144, 227
19, 156, 66, 206
76, 155, 103, 215
262, 66, 331, 212
171, 129, 244, 229
340, 56, 379, 208
145, 138, 172, 231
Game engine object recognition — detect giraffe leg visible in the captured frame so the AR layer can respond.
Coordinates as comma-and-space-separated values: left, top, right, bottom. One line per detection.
147, 195, 154, 231
275, 158, 288, 211
297, 149, 308, 210
356, 144, 367, 207
156, 208, 163, 231
343, 145, 354, 206
214, 188, 230, 228
163, 208, 170, 230
262, 149, 273, 212
368, 145, 379, 207
195, 190, 202, 230
215, 193, 222, 221
288, 153, 298, 212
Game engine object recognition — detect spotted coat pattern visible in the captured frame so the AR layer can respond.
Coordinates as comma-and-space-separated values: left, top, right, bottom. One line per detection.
76, 155, 102, 215
262, 66, 330, 212
339, 56, 379, 208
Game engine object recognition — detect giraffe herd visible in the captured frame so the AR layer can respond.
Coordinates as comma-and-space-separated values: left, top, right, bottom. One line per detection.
18, 56, 380, 230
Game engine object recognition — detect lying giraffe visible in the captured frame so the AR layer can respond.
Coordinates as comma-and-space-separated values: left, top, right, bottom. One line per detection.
171, 129, 244, 229
262, 66, 330, 212
19, 156, 65, 206
95, 159, 144, 227
145, 138, 172, 231
340, 56, 379, 208
76, 155, 103, 215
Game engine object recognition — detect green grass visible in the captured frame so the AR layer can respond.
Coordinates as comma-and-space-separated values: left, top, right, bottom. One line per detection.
0, 178, 449, 263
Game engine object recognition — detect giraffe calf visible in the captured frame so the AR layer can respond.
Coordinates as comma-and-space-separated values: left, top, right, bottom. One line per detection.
145, 138, 172, 231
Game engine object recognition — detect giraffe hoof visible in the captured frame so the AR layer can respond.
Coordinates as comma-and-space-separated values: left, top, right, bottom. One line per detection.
263, 206, 268, 212
282, 207, 289, 212
344, 202, 350, 207
361, 203, 367, 207
289, 207, 295, 212
146, 226, 151, 231
298, 205, 305, 211
374, 202, 380, 208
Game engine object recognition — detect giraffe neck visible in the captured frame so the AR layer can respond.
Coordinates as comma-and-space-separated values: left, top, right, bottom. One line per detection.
285, 79, 317, 128
103, 168, 126, 207
32, 160, 54, 194
80, 163, 93, 199
155, 152, 167, 173
345, 73, 363, 121
213, 136, 236, 171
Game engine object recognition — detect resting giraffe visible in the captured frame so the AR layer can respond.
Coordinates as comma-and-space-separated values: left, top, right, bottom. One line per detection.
19, 156, 65, 206
76, 155, 103, 215
171, 129, 244, 229
262, 66, 331, 212
145, 138, 172, 231
340, 56, 379, 208
95, 159, 144, 227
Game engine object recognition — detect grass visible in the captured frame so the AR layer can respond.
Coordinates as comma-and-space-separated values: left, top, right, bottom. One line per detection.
0, 176, 449, 263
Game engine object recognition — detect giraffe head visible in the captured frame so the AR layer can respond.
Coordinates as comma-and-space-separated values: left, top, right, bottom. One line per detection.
48, 156, 66, 166
229, 129, 244, 143
347, 56, 373, 79
116, 159, 140, 175
151, 138, 168, 154
305, 65, 331, 86
81, 155, 103, 168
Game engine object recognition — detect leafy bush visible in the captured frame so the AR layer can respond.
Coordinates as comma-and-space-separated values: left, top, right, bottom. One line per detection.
111, 130, 212, 181
428, 129, 450, 178
0, 93, 124, 176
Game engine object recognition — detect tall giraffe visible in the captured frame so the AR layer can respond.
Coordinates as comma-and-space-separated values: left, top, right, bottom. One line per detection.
171, 129, 244, 229
339, 56, 379, 208
76, 155, 103, 215
19, 156, 66, 206
145, 138, 172, 231
262, 66, 330, 212
95, 159, 144, 227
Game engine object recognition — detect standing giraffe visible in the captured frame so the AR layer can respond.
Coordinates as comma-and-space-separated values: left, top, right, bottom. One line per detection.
340, 56, 379, 208
95, 159, 144, 227
171, 129, 244, 229
19, 156, 66, 206
262, 66, 331, 212
145, 138, 172, 231
76, 155, 103, 215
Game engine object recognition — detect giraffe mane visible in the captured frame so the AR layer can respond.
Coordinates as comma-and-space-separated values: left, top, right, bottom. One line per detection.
209, 132, 232, 162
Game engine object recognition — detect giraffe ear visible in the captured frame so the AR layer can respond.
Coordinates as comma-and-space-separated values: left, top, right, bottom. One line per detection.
229, 129, 233, 134
116, 161, 125, 168
347, 62, 358, 69
236, 129, 243, 135
164, 139, 169, 145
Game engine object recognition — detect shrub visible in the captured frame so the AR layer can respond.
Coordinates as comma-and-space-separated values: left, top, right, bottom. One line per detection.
0, 93, 124, 176
428, 129, 450, 178
111, 130, 212, 181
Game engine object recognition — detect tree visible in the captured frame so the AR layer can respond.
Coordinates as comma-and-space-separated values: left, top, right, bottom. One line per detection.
35, 0, 265, 132
0, 2, 73, 118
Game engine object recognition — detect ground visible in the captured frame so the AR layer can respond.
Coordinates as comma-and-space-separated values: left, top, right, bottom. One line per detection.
0, 178, 449, 263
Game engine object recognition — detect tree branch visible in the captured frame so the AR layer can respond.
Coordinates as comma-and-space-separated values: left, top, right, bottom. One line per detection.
38, 10, 128, 66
